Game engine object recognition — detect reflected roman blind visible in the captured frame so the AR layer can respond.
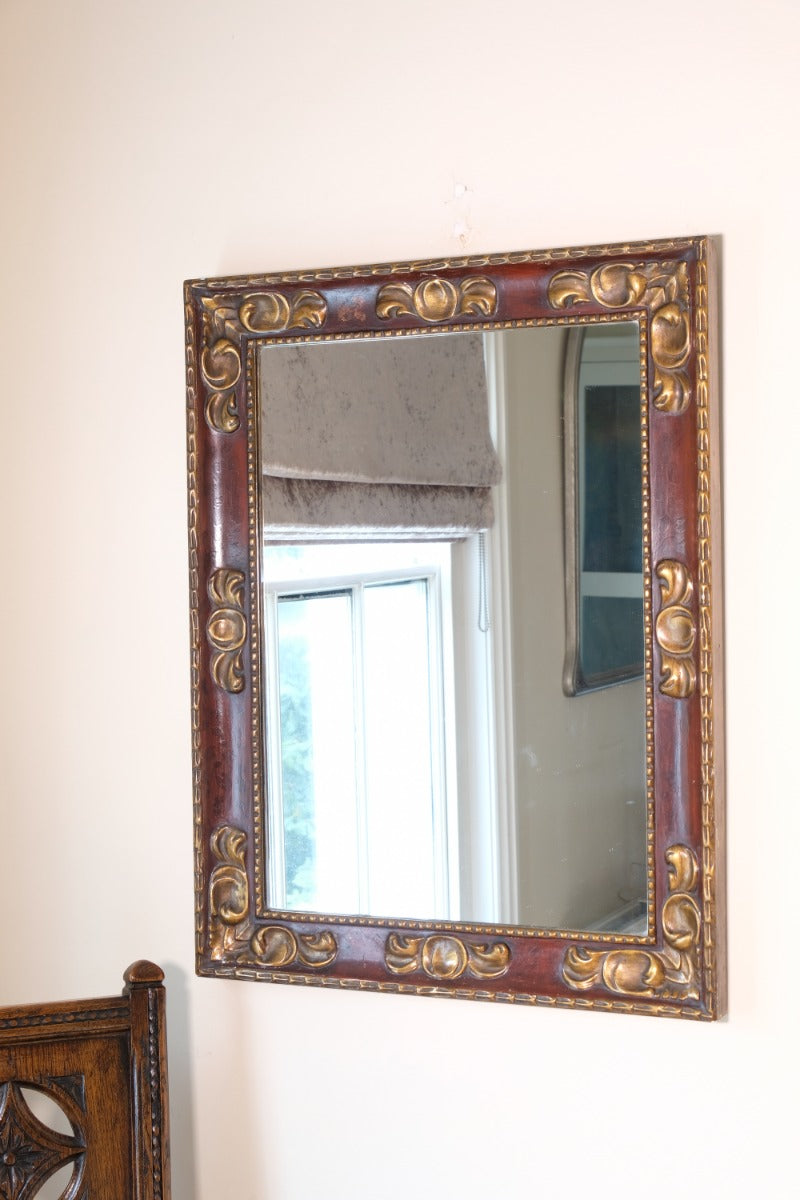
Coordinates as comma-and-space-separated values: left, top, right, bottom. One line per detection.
260, 334, 501, 540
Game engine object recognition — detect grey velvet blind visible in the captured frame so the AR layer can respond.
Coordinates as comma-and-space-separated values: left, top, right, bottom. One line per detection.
259, 334, 501, 540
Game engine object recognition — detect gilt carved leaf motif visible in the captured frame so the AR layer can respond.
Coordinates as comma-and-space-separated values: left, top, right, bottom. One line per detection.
238, 289, 327, 333
249, 927, 338, 969
385, 933, 510, 980
655, 560, 697, 698
200, 316, 242, 433
376, 276, 497, 323
208, 825, 249, 959
206, 568, 247, 694
200, 336, 241, 391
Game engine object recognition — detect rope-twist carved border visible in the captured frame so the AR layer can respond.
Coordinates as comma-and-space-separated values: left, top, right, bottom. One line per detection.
202, 236, 700, 289
146, 988, 164, 1200
695, 243, 718, 1014
185, 286, 204, 961
247, 344, 267, 915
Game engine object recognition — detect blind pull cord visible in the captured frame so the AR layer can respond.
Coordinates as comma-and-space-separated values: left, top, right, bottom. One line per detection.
478, 530, 490, 633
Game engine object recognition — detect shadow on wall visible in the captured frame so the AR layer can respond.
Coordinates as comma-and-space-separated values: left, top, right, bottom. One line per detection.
164, 961, 279, 1199
160, 964, 196, 1200
162, 963, 200, 1200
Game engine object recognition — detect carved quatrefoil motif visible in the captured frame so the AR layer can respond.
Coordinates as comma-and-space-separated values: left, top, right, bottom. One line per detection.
0, 1079, 85, 1200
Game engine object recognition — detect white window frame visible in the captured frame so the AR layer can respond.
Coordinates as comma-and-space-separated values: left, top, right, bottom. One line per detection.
263, 550, 460, 920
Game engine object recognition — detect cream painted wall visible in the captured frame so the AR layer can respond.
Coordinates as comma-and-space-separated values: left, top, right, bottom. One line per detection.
1, 2, 797, 1197
502, 328, 646, 930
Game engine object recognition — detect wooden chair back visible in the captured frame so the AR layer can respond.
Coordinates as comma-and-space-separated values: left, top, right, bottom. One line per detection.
0, 961, 170, 1199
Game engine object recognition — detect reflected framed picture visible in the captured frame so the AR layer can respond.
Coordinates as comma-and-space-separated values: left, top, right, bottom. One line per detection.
563, 323, 645, 694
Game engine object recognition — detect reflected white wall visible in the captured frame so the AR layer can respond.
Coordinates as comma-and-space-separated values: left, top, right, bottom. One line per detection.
502, 327, 646, 929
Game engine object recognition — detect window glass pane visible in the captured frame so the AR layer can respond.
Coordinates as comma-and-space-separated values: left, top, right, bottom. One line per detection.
266, 541, 454, 921
265, 541, 450, 585
276, 592, 359, 912
581, 383, 643, 574
362, 579, 442, 919
580, 595, 645, 680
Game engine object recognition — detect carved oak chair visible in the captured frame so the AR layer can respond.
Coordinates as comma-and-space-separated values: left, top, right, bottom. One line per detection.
0, 961, 170, 1199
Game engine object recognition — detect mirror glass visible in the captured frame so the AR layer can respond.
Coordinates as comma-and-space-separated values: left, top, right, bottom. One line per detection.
259, 323, 647, 936
564, 325, 645, 694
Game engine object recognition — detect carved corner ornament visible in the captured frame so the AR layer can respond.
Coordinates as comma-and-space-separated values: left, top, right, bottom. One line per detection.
206, 568, 247, 694
562, 845, 701, 1002
207, 825, 338, 969
385, 933, 510, 981
376, 276, 497, 324
547, 261, 691, 414
655, 559, 697, 698
200, 289, 327, 432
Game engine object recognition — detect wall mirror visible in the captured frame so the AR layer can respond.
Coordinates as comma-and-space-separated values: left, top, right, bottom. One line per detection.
185, 236, 725, 1018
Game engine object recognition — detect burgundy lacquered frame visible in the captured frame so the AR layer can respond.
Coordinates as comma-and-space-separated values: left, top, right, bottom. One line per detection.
184, 235, 725, 1019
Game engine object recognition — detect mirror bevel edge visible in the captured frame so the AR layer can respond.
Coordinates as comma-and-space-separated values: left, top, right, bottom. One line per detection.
185, 235, 725, 1019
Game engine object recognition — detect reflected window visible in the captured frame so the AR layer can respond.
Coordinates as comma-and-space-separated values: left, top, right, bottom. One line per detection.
264, 542, 458, 920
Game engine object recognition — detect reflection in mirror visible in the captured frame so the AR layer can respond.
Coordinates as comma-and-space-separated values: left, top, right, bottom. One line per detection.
564, 324, 644, 694
259, 325, 647, 936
